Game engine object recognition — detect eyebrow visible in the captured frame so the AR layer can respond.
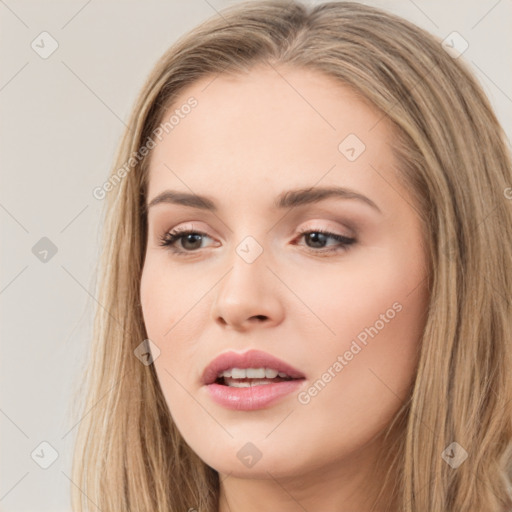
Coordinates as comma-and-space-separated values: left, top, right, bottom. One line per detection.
146, 186, 382, 213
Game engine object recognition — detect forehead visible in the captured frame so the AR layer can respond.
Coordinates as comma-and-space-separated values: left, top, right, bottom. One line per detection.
145, 64, 397, 208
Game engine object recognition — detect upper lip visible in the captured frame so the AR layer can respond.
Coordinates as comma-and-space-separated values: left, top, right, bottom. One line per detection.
201, 349, 306, 385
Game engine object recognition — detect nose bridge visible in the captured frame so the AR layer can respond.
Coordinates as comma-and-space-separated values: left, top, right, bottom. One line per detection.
221, 233, 268, 300
211, 230, 284, 328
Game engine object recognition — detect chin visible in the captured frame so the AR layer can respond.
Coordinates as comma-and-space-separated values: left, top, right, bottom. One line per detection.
192, 438, 311, 479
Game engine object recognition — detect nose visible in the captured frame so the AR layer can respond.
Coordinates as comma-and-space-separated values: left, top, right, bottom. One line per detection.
210, 247, 285, 331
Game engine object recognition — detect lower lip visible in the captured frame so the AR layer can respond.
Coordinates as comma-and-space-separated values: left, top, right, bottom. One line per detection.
205, 380, 305, 411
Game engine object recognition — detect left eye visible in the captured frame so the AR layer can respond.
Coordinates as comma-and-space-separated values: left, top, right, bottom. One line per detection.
158, 228, 356, 256
296, 229, 356, 253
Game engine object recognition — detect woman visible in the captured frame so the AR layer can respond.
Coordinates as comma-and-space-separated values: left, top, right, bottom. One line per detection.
71, 1, 512, 510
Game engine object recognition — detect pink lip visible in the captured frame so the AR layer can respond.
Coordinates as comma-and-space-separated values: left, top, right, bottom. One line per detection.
201, 349, 305, 385
201, 349, 306, 411
205, 380, 305, 411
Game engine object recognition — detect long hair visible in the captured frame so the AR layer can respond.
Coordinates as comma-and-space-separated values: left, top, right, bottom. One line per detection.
70, 1, 512, 510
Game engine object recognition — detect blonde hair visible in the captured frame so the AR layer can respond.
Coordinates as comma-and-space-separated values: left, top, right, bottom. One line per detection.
70, 1, 512, 510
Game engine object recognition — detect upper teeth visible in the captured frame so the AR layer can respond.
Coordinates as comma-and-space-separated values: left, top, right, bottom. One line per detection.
219, 367, 290, 379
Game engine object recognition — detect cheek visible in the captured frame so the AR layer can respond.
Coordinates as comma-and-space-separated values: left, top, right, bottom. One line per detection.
290, 248, 427, 347
140, 265, 169, 347
292, 273, 427, 456
140, 256, 200, 338
140, 265, 190, 422
140, 257, 209, 399
295, 247, 428, 400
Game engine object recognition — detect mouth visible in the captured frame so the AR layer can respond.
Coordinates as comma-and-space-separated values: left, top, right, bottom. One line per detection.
201, 349, 306, 410
201, 349, 306, 387
214, 367, 301, 388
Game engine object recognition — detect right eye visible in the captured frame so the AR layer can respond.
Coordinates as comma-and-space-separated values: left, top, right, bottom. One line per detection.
159, 229, 216, 256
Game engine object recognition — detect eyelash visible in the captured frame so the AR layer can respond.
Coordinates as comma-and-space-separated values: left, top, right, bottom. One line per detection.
158, 227, 356, 257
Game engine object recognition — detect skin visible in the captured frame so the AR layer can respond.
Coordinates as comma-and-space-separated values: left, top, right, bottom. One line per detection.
140, 64, 430, 511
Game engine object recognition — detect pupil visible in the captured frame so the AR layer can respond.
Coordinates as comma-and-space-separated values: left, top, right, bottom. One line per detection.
183, 234, 202, 250
307, 232, 326, 248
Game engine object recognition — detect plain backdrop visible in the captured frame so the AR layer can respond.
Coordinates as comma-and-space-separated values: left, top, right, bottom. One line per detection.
1, 0, 511, 510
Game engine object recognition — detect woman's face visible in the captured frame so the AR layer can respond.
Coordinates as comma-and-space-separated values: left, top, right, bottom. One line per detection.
140, 64, 430, 480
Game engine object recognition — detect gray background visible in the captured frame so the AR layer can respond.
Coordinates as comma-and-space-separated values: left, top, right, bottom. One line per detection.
1, 0, 511, 510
